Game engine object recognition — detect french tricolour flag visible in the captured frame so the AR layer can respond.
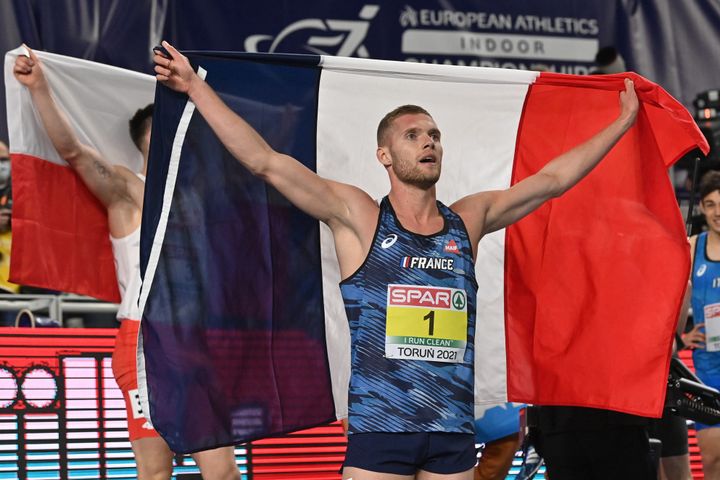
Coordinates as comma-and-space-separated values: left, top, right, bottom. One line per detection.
138, 51, 707, 453
4, 46, 155, 302
6, 47, 708, 454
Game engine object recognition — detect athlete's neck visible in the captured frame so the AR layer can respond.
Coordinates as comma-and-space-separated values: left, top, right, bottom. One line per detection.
388, 187, 442, 234
707, 230, 720, 260
141, 153, 149, 177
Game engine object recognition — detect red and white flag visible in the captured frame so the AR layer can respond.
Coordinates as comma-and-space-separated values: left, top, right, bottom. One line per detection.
4, 46, 154, 301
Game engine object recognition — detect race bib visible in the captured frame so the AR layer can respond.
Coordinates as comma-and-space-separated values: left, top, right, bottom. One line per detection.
705, 303, 720, 352
385, 284, 467, 363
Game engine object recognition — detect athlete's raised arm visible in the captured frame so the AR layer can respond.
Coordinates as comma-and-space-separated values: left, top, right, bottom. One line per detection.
153, 42, 376, 230
154, 41, 379, 276
13, 46, 140, 211
453, 78, 639, 243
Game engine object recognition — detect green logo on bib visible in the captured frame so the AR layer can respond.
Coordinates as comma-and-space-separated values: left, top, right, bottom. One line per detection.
452, 291, 466, 310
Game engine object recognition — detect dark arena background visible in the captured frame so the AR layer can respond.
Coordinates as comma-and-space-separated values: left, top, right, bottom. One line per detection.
1, 1, 720, 479
0, 320, 710, 477
0, 327, 350, 479
0, 327, 710, 478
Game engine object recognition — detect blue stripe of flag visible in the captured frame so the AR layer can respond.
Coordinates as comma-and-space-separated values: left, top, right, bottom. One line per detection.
140, 52, 335, 454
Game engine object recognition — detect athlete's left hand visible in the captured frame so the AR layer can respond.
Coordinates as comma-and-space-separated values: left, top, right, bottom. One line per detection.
682, 323, 705, 349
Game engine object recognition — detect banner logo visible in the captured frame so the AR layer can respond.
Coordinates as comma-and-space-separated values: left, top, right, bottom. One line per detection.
398, 4, 599, 73
399, 5, 419, 27
245, 5, 380, 57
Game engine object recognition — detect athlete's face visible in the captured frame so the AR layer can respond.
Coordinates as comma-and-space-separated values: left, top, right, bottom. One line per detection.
377, 113, 443, 189
701, 190, 720, 234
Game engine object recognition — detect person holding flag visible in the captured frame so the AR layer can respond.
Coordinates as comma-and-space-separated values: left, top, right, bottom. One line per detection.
152, 40, 639, 479
13, 46, 240, 480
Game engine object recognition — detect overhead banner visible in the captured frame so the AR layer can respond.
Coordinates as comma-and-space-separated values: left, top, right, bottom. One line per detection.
4, 0, 720, 140
220, 2, 612, 74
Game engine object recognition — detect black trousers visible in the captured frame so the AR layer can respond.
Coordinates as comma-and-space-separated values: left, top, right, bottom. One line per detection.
534, 425, 657, 480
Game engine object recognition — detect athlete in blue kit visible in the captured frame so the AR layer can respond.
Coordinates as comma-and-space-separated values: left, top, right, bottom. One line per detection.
154, 40, 638, 479
686, 170, 720, 478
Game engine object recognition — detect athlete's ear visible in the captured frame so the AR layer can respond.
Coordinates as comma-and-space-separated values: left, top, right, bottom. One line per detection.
377, 146, 391, 168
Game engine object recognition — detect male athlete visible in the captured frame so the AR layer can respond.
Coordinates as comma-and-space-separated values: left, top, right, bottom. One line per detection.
153, 40, 638, 479
14, 46, 240, 480
686, 170, 720, 478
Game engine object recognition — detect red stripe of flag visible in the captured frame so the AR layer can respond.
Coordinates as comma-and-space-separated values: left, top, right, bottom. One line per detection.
10, 153, 120, 302
505, 73, 697, 416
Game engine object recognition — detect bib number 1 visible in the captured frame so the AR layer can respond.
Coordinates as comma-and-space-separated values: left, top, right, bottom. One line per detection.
385, 284, 468, 363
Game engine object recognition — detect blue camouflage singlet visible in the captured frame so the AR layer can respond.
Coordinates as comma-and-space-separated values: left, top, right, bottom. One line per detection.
340, 196, 477, 434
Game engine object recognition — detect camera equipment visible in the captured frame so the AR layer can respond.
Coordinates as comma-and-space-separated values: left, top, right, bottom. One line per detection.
666, 356, 720, 425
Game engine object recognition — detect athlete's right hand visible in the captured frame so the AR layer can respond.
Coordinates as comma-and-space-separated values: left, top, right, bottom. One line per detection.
682, 323, 706, 349
13, 45, 47, 90
617, 78, 638, 130
153, 40, 197, 95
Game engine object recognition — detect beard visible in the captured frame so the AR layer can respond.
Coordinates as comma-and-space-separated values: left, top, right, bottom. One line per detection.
391, 159, 441, 190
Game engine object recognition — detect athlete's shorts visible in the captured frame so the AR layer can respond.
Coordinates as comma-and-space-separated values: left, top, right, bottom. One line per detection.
343, 432, 477, 475
647, 412, 689, 456
111, 319, 161, 441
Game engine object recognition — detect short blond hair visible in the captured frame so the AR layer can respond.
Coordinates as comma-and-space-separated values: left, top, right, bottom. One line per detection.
376, 105, 432, 146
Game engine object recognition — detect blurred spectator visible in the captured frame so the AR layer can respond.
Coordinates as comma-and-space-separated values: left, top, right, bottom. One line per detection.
591, 46, 627, 75
0, 140, 18, 295
0, 140, 18, 326
0, 140, 10, 229
474, 403, 523, 480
